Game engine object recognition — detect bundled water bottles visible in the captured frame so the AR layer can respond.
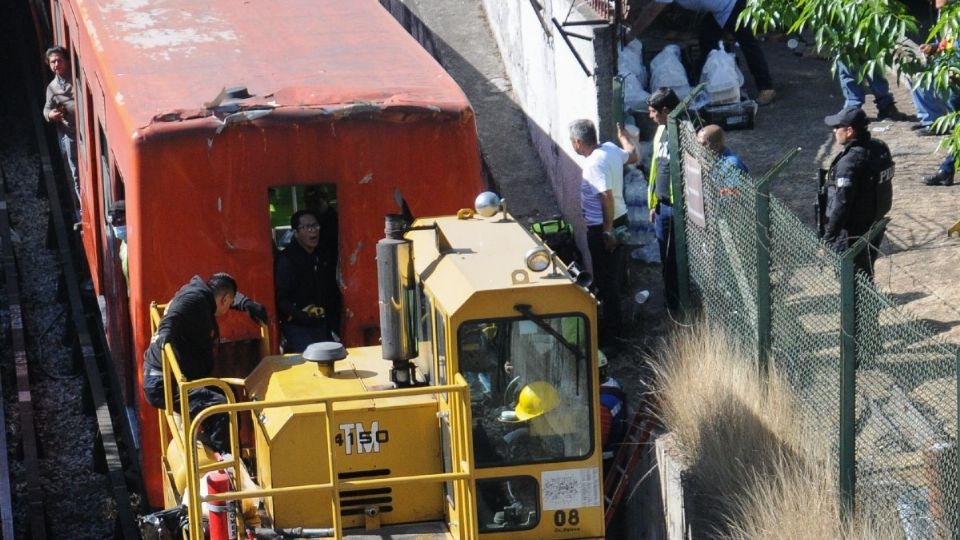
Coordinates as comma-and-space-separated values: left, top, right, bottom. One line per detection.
623, 162, 660, 263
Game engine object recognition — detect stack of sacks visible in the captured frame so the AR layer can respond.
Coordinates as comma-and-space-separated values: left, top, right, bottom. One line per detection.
619, 39, 650, 111
650, 44, 691, 99
699, 42, 744, 105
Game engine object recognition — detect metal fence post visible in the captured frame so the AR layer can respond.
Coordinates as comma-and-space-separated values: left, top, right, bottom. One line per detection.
838, 245, 857, 519
753, 147, 800, 375
755, 179, 771, 375
956, 348, 960, 538
838, 218, 889, 519
612, 74, 624, 141
666, 117, 690, 310
667, 84, 703, 312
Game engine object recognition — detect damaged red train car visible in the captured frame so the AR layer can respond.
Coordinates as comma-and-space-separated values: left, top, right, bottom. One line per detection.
48, 0, 484, 506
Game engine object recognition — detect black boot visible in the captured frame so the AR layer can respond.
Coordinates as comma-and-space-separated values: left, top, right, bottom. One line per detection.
922, 170, 955, 186
877, 103, 911, 121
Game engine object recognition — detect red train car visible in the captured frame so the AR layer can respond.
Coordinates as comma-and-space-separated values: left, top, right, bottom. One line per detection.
49, 0, 484, 506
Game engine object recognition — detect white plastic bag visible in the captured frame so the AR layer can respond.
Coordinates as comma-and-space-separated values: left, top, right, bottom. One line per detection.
699, 42, 744, 105
622, 72, 650, 111
650, 44, 690, 99
618, 39, 649, 89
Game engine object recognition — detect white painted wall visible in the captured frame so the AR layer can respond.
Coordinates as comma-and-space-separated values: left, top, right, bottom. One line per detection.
482, 0, 608, 243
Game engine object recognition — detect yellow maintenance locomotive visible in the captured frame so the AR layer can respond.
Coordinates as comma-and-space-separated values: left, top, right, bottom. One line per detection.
147, 193, 605, 539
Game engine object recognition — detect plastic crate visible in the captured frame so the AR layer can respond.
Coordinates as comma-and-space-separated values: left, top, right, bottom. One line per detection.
699, 99, 757, 131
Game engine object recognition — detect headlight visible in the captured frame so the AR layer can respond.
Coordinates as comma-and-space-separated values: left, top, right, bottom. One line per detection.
524, 247, 551, 272
474, 191, 501, 217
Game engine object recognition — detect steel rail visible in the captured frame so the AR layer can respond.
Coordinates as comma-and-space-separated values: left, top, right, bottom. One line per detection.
0, 166, 43, 538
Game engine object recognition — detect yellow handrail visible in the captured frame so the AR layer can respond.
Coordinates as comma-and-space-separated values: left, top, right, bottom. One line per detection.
149, 302, 478, 539
184, 377, 476, 539
149, 302, 266, 504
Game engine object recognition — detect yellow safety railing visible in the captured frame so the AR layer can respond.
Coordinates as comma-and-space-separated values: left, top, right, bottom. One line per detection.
148, 302, 270, 507
185, 377, 477, 539
148, 302, 478, 540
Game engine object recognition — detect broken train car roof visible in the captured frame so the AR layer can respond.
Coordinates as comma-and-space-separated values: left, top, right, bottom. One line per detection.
75, 0, 472, 131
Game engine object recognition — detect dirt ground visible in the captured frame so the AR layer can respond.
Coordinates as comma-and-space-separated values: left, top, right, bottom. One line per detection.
729, 37, 960, 347
607, 32, 960, 409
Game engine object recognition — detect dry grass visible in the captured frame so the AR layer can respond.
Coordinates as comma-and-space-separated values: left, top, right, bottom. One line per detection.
649, 321, 901, 539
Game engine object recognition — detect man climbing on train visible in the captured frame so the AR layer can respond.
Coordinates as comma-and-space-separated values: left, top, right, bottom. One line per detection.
142, 273, 268, 454
275, 209, 342, 352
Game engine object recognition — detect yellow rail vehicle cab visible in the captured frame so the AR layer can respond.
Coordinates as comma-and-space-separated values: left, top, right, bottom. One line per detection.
245, 345, 445, 529
150, 194, 605, 539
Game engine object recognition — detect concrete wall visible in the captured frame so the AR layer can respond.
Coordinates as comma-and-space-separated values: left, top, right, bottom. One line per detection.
481, 0, 614, 251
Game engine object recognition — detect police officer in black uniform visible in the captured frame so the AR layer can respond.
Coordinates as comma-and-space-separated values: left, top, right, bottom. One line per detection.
822, 106, 895, 279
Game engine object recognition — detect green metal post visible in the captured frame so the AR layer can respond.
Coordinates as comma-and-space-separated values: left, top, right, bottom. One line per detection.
612, 74, 624, 141
754, 147, 801, 375
666, 84, 704, 312
838, 245, 857, 519
838, 218, 889, 519
754, 180, 771, 375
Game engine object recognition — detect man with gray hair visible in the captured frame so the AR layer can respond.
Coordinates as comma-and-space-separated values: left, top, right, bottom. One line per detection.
569, 119, 636, 349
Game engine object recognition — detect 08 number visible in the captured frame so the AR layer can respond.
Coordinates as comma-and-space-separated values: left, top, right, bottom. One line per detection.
553, 509, 580, 527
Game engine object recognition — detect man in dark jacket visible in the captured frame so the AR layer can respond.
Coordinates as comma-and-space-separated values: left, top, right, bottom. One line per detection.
275, 209, 341, 352
822, 107, 895, 279
142, 273, 268, 454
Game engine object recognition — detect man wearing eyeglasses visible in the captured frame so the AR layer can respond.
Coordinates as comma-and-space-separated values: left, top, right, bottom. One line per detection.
275, 209, 342, 352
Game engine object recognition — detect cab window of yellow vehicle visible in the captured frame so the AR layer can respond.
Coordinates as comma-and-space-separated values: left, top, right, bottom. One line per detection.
459, 315, 592, 468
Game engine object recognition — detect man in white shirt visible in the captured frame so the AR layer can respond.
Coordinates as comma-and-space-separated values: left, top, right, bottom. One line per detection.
569, 119, 637, 348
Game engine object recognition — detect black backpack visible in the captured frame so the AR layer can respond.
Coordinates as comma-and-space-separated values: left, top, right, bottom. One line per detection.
868, 139, 895, 219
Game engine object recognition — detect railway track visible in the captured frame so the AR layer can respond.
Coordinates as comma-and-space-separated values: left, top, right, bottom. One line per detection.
0, 166, 37, 539
0, 0, 143, 537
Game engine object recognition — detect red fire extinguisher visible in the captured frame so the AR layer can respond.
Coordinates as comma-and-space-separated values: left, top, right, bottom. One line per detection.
207, 471, 238, 540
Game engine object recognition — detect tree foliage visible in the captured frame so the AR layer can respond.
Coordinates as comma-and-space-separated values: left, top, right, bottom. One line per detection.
739, 0, 960, 160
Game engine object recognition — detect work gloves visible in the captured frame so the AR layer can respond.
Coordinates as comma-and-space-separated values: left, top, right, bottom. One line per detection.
236, 295, 269, 326
302, 304, 325, 319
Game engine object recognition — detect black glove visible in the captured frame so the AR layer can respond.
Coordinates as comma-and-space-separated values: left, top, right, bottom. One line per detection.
243, 300, 269, 326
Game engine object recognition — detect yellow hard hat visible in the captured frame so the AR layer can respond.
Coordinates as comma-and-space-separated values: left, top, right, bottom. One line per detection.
514, 381, 560, 421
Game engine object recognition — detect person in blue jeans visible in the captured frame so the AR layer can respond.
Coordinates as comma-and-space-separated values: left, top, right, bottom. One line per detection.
912, 81, 958, 185
836, 61, 911, 121
912, 18, 959, 186
646, 88, 682, 311
909, 81, 952, 133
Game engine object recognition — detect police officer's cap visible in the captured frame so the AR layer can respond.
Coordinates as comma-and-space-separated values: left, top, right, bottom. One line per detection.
824, 106, 868, 130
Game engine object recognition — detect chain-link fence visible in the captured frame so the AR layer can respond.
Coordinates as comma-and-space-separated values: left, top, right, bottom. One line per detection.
667, 96, 960, 536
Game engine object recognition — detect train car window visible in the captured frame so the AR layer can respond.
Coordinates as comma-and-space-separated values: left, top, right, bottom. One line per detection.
98, 122, 109, 183
269, 183, 342, 346
72, 54, 85, 160
53, 1, 63, 45
476, 476, 539, 533
113, 165, 125, 202
112, 167, 127, 288
461, 315, 593, 468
